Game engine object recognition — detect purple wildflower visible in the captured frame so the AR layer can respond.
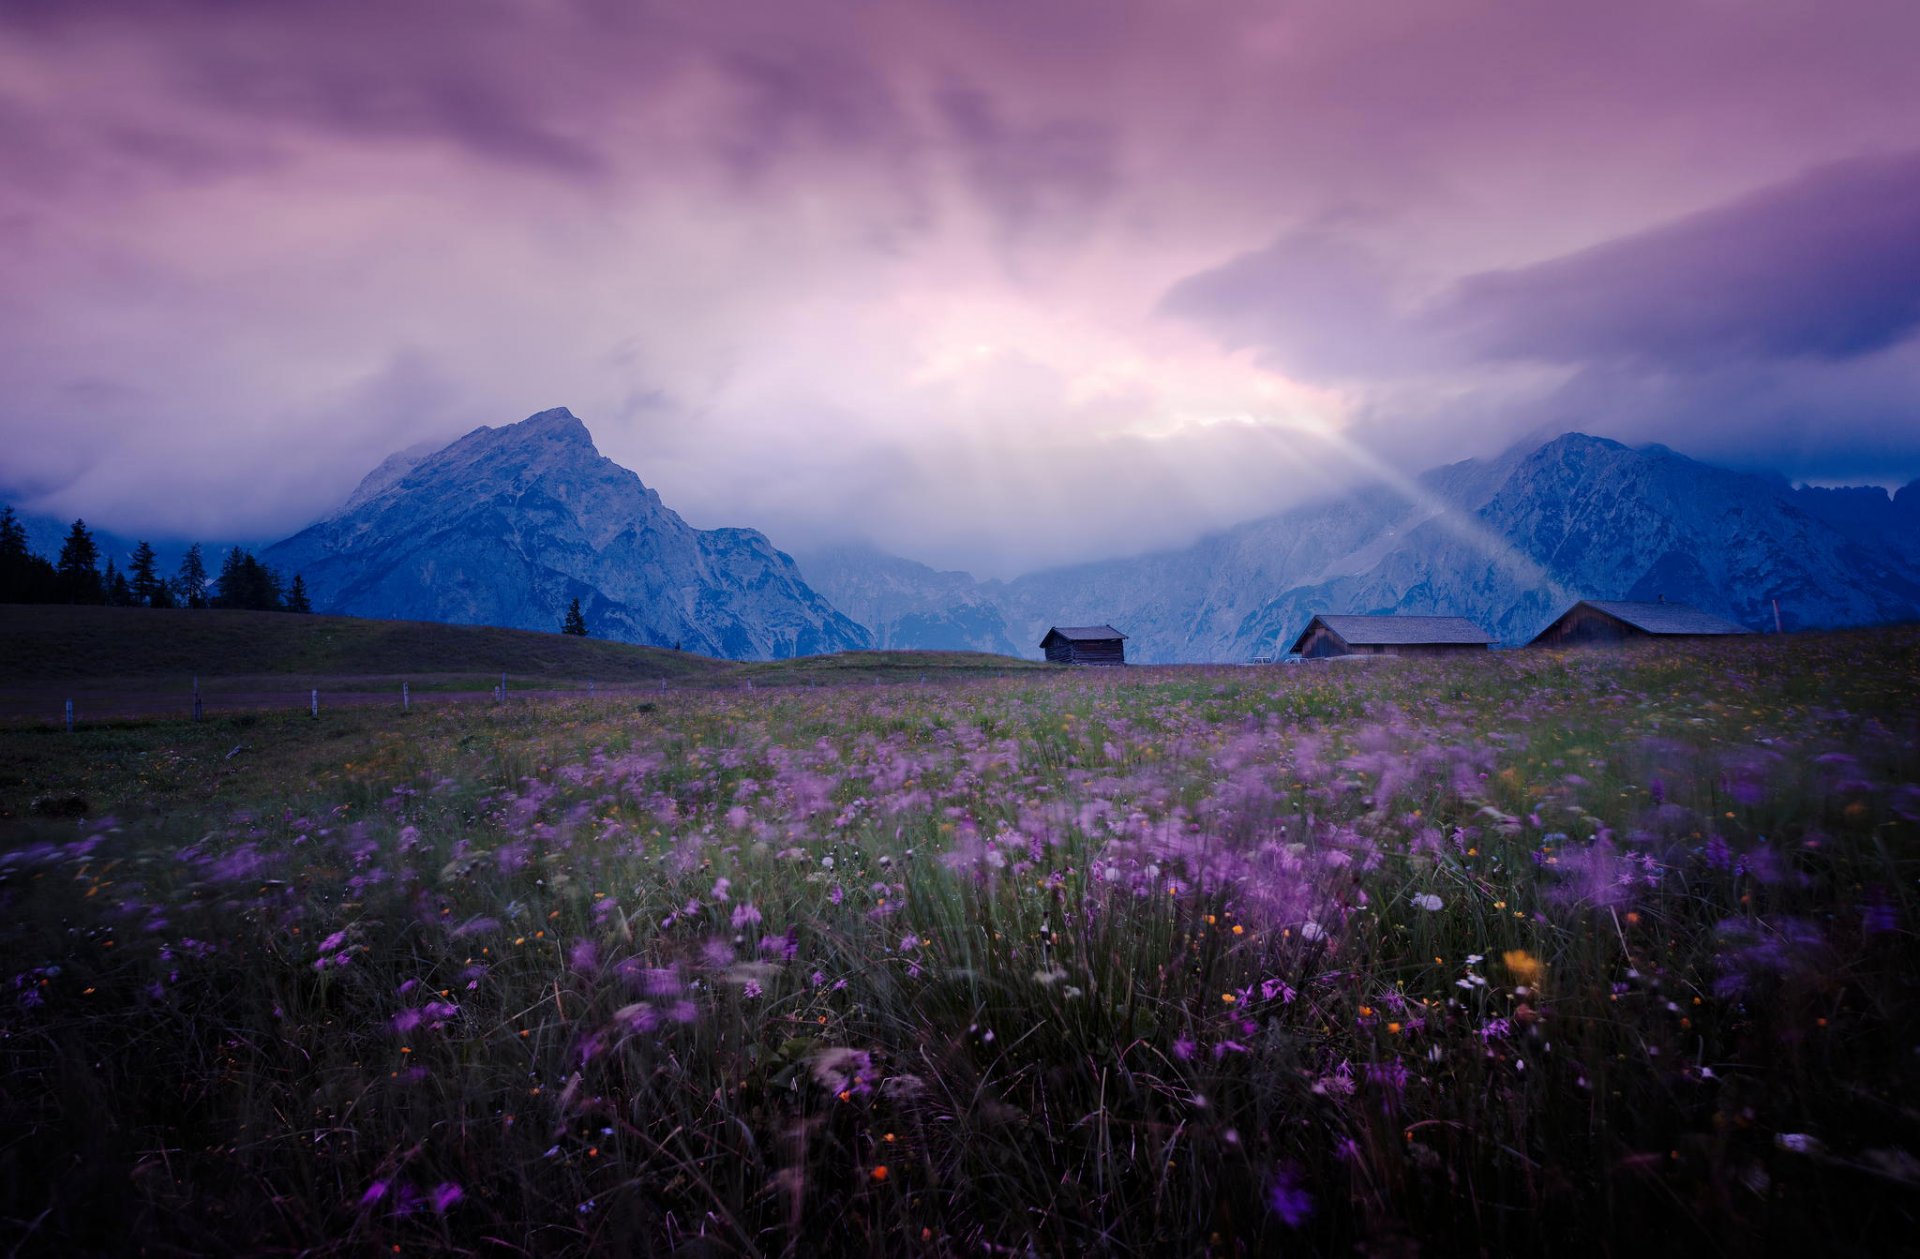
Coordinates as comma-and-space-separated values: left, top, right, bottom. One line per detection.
1268, 1164, 1314, 1227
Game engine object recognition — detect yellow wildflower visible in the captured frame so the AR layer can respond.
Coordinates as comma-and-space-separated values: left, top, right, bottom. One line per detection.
1503, 949, 1544, 987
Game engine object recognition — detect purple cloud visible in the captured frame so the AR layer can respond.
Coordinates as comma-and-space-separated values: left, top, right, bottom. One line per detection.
1157, 220, 1417, 380
1438, 150, 1920, 369
1169, 150, 1920, 378
937, 86, 1118, 240
1166, 151, 1920, 489
4, 0, 1920, 568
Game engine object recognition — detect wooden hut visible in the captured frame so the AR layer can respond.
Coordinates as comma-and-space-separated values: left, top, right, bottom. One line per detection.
1040, 624, 1128, 665
1288, 614, 1494, 659
1527, 599, 1752, 648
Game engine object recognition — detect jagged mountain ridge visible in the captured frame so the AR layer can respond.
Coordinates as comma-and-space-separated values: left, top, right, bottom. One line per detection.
797, 434, 1920, 662
262, 408, 869, 659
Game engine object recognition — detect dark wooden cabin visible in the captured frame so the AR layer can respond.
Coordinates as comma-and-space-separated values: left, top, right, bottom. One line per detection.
1528, 599, 1753, 648
1288, 614, 1495, 659
1040, 624, 1128, 665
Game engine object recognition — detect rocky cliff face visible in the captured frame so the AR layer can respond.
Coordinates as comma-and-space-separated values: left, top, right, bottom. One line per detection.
262, 408, 869, 659
809, 434, 1920, 662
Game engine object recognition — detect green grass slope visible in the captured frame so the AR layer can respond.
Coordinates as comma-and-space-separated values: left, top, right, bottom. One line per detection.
740, 647, 1050, 683
0, 606, 1050, 691
0, 605, 716, 685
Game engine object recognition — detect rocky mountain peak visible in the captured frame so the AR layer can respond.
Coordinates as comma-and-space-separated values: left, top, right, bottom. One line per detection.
505, 406, 593, 444
340, 437, 449, 514
263, 407, 868, 659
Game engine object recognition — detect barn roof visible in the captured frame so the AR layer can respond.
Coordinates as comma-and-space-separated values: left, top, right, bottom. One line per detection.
1040, 624, 1128, 644
1577, 600, 1752, 636
1290, 614, 1495, 651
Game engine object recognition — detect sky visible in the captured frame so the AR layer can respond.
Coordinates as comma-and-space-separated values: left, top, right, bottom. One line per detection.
3, 0, 1918, 577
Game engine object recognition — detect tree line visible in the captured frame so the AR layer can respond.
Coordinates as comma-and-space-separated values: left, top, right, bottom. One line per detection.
0, 508, 312, 613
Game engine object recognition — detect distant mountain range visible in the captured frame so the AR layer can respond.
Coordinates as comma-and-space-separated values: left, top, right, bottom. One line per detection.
19, 410, 1913, 662
260, 408, 868, 659
794, 432, 1920, 661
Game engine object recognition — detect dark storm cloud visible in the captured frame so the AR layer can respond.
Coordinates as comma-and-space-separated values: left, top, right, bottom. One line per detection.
1, 0, 631, 180
1167, 151, 1920, 378
1438, 151, 1920, 370
180, 51, 608, 179
717, 49, 912, 180
936, 86, 1119, 240
1164, 151, 1920, 488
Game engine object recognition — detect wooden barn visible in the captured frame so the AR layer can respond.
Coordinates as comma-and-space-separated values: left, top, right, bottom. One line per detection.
1040, 624, 1128, 665
1288, 614, 1495, 658
1528, 599, 1753, 648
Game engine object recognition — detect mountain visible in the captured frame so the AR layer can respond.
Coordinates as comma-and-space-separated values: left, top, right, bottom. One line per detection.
261, 407, 869, 659
804, 434, 1920, 662
1793, 480, 1920, 567
789, 545, 1024, 656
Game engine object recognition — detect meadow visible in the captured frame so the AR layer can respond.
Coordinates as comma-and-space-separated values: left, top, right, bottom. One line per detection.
2, 631, 1916, 1255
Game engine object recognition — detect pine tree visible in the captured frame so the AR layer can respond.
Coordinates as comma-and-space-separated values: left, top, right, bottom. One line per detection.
562, 597, 588, 636
0, 507, 57, 603
55, 520, 104, 604
129, 541, 163, 607
214, 547, 285, 611
286, 574, 313, 614
0, 508, 25, 571
104, 558, 133, 606
214, 547, 246, 608
176, 544, 209, 608
255, 557, 286, 611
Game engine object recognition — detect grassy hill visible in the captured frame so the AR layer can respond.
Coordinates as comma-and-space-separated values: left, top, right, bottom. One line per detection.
741, 647, 1049, 683
0, 605, 718, 686
0, 606, 1049, 693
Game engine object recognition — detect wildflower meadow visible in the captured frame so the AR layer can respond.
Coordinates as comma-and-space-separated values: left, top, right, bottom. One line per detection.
2, 631, 1916, 1255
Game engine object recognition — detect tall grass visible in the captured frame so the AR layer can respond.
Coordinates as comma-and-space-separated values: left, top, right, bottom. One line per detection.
1, 630, 1916, 1254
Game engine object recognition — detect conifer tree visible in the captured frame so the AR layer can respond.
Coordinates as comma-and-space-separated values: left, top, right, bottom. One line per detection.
215, 546, 246, 607
55, 520, 104, 604
0, 507, 24, 570
129, 541, 164, 607
562, 597, 588, 636
214, 547, 284, 611
0, 507, 57, 603
104, 558, 133, 606
286, 574, 312, 614
175, 544, 210, 608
